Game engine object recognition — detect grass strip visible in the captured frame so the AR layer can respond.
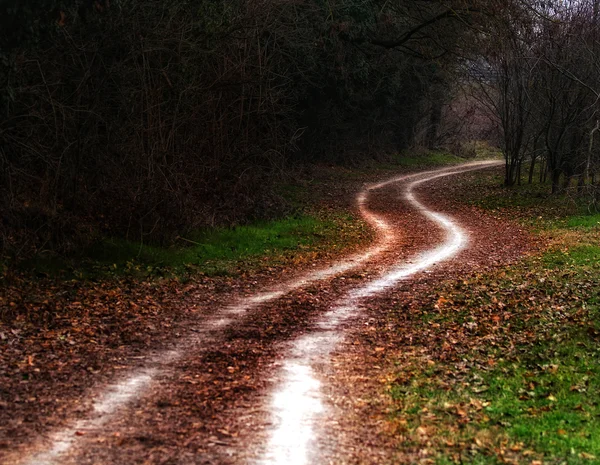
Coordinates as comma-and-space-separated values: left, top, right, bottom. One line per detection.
15, 213, 370, 279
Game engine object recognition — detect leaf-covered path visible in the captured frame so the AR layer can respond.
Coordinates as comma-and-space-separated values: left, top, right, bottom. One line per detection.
1, 162, 534, 465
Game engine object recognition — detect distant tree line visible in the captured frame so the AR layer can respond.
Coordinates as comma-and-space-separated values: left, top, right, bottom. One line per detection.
470, 0, 600, 200
1, 0, 480, 257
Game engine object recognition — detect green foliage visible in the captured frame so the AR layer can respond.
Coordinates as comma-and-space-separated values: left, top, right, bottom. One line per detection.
18, 212, 368, 278
566, 215, 600, 230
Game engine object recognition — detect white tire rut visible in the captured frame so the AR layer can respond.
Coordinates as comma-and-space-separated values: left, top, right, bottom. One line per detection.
18, 161, 500, 465
260, 161, 501, 465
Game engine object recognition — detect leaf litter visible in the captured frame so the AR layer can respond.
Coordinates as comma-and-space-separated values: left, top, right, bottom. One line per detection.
325, 169, 600, 465
0, 163, 558, 465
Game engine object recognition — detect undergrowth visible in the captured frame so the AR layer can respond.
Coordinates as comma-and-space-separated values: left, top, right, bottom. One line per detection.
1, 149, 479, 324
12, 213, 369, 280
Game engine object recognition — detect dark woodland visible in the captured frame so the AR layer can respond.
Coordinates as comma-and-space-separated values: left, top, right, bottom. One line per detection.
1, 0, 599, 258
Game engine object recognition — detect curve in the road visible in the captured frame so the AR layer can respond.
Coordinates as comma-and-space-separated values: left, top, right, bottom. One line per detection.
17, 161, 500, 465
259, 161, 501, 465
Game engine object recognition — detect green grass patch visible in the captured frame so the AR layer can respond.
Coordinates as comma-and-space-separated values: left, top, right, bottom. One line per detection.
543, 245, 600, 268
566, 214, 600, 230
480, 357, 600, 461
18, 213, 370, 279
466, 171, 575, 218
393, 150, 465, 168
465, 169, 600, 234
388, 262, 600, 464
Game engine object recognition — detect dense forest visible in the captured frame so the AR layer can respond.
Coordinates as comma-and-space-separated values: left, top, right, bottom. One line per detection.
1, 0, 599, 259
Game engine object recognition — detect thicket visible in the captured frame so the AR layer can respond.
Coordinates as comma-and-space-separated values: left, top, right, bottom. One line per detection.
0, 0, 478, 258
470, 0, 600, 202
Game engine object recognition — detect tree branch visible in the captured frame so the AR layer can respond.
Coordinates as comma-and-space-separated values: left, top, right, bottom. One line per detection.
370, 7, 477, 49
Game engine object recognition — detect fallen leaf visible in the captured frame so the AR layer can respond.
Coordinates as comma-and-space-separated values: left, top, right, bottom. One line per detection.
416, 426, 428, 437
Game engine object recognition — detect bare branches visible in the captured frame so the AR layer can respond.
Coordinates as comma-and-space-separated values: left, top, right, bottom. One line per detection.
466, 0, 600, 192
371, 8, 467, 48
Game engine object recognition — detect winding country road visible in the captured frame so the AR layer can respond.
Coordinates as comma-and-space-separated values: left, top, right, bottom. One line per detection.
258, 163, 493, 465
8, 160, 526, 465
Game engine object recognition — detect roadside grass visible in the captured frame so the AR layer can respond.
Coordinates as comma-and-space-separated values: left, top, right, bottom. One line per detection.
387, 170, 600, 464
466, 169, 600, 230
469, 173, 574, 215
566, 214, 600, 229
392, 150, 465, 168
15, 213, 370, 279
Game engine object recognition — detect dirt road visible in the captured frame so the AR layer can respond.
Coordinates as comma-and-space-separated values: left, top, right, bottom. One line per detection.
4, 161, 532, 465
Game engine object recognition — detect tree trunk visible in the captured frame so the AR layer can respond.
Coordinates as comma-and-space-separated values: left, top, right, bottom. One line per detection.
551, 169, 561, 194
505, 159, 516, 186
577, 175, 585, 195
528, 155, 537, 184
425, 98, 443, 150
563, 173, 572, 191
585, 120, 600, 188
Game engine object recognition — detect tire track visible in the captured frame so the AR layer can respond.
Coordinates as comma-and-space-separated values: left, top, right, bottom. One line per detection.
15, 161, 500, 465
259, 161, 501, 465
